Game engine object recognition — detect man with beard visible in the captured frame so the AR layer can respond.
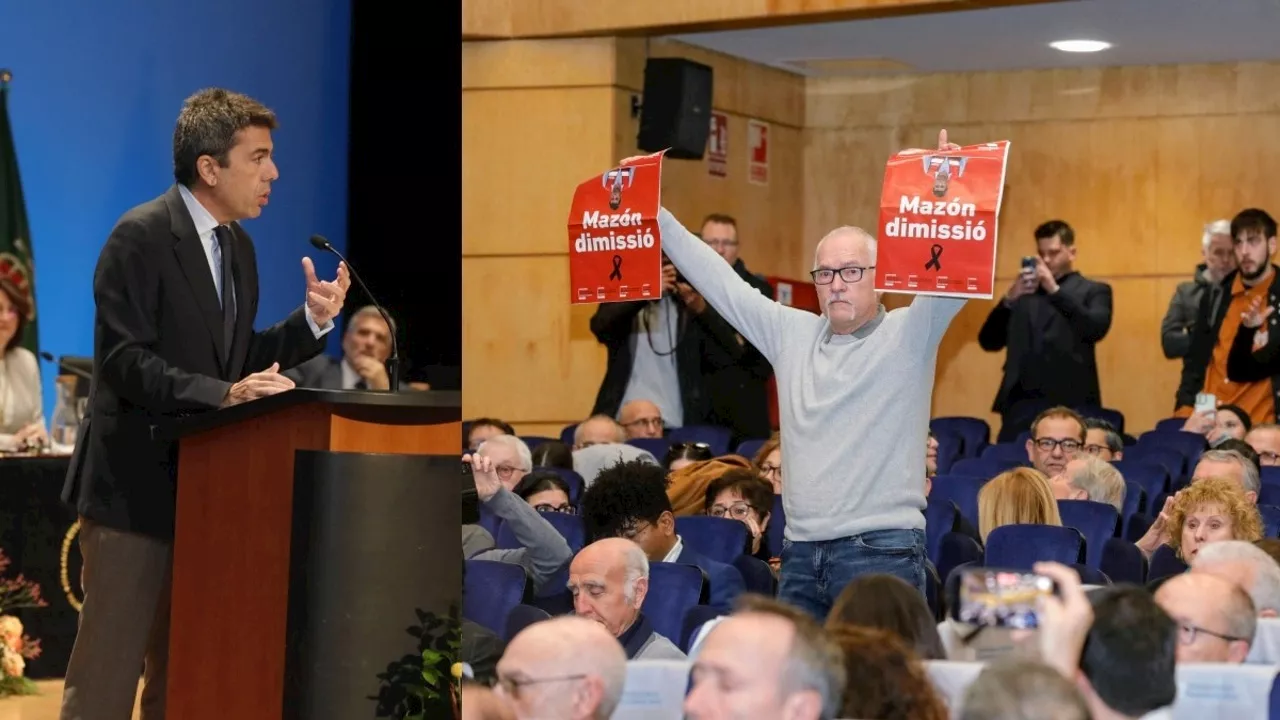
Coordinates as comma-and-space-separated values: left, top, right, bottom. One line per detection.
285, 304, 395, 390
1178, 209, 1280, 425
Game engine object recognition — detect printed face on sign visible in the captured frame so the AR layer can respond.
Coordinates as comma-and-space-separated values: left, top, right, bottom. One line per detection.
923, 155, 967, 199
812, 229, 878, 335
604, 167, 635, 211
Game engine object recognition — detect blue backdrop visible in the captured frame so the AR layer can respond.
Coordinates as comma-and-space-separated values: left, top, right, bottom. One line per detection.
1, 0, 352, 421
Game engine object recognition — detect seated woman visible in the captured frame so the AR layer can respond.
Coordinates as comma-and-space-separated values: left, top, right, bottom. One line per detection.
976, 467, 1063, 546
511, 470, 575, 514
826, 574, 946, 660
825, 624, 948, 720
751, 432, 782, 494
1166, 475, 1263, 562
702, 468, 775, 568
1181, 402, 1251, 448
663, 441, 714, 472
666, 454, 754, 516
0, 277, 45, 452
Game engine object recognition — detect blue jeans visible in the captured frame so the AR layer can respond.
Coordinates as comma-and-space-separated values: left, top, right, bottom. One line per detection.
777, 528, 927, 622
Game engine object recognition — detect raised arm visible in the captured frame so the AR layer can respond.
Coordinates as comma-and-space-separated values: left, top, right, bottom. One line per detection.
657, 208, 785, 363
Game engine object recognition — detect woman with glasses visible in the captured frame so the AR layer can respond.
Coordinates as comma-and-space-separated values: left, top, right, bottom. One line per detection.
751, 432, 782, 494
512, 470, 576, 515
703, 468, 776, 569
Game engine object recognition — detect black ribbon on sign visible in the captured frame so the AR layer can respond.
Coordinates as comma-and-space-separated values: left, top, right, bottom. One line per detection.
609, 254, 623, 281
925, 244, 943, 271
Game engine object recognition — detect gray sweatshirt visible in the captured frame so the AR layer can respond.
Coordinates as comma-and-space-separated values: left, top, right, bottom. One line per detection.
657, 208, 965, 542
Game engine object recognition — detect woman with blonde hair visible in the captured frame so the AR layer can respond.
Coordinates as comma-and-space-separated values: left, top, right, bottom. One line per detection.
1167, 476, 1264, 562
976, 467, 1063, 544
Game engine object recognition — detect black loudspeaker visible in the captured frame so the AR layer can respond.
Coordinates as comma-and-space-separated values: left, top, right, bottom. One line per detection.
637, 58, 714, 160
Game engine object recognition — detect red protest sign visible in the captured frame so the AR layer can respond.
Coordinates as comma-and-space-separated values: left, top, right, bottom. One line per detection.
874, 141, 1011, 299
567, 151, 666, 304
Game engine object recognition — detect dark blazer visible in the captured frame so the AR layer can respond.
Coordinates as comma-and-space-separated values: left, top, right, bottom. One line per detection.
283, 353, 345, 390
673, 544, 744, 614
589, 298, 746, 425
705, 261, 775, 445
61, 185, 327, 540
1182, 265, 1280, 412
978, 272, 1113, 415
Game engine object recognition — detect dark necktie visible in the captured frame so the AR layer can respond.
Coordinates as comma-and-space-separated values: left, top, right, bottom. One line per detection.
213, 225, 237, 361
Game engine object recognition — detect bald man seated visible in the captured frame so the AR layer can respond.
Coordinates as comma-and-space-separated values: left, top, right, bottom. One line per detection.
1154, 572, 1256, 663
568, 538, 686, 660
494, 615, 628, 720
1192, 540, 1280, 618
618, 399, 665, 440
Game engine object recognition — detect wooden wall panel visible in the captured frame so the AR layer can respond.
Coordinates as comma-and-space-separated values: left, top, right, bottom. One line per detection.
805, 62, 1280, 435
462, 37, 807, 431
462, 0, 1066, 38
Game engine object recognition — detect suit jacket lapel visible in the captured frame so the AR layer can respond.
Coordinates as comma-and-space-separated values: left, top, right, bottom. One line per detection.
165, 186, 228, 374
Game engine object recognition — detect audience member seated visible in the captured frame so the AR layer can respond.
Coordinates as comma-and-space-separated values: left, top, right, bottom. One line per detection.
0, 274, 45, 452
478, 434, 532, 491
529, 440, 574, 470
684, 595, 845, 720
752, 431, 782, 494
567, 538, 685, 660
668, 454, 754, 516
826, 574, 946, 660
1136, 447, 1261, 555
977, 467, 1063, 545
512, 471, 575, 514
494, 615, 627, 720
1082, 417, 1124, 461
960, 660, 1090, 720
572, 414, 626, 449
1191, 540, 1280, 617
1143, 475, 1262, 561
1049, 454, 1126, 512
468, 417, 514, 451
1153, 572, 1255, 663
572, 440, 660, 488
462, 453, 572, 593
283, 304, 398, 391
704, 468, 775, 568
1074, 585, 1178, 720
664, 440, 714, 471
579, 459, 745, 612
826, 625, 948, 720
1245, 423, 1280, 466
1025, 407, 1088, 480
619, 399, 665, 440
1182, 402, 1251, 447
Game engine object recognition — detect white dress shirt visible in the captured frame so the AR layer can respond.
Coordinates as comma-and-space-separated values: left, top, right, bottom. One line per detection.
177, 185, 332, 340
662, 535, 685, 564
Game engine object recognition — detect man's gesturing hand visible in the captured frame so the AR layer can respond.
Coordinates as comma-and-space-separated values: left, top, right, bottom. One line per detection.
303, 257, 351, 327
463, 452, 501, 502
222, 362, 295, 408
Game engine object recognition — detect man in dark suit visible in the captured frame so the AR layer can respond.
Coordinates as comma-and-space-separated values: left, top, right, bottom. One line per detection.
59, 88, 350, 720
579, 459, 745, 613
284, 304, 395, 390
978, 220, 1113, 443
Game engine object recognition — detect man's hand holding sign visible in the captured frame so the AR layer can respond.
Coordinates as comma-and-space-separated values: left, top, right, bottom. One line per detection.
875, 134, 1011, 299
571, 131, 1012, 621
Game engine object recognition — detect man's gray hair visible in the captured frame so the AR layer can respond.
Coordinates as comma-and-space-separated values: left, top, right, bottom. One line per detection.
477, 434, 532, 471
813, 226, 877, 269
1067, 455, 1126, 513
961, 660, 1089, 720
735, 595, 845, 719
1196, 540, 1280, 615
1204, 219, 1232, 249
622, 541, 649, 605
349, 304, 396, 335
1199, 448, 1261, 495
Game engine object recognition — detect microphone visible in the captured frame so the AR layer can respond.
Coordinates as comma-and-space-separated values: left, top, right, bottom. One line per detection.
308, 235, 400, 392
39, 352, 93, 383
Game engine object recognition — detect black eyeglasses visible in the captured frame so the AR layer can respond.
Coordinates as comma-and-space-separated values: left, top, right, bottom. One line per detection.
534, 503, 576, 515
810, 265, 875, 285
1032, 437, 1082, 453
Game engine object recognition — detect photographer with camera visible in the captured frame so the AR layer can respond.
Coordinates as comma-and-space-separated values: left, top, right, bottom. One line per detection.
978, 220, 1114, 443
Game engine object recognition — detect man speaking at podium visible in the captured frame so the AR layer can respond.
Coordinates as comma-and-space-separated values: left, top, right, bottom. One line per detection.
59, 88, 350, 720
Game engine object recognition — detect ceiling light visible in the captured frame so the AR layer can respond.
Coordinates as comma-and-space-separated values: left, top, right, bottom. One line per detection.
1050, 39, 1111, 53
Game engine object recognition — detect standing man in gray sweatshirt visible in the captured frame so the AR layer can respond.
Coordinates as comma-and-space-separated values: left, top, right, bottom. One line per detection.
624, 130, 965, 619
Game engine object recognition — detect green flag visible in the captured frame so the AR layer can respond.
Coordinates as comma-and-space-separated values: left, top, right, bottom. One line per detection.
0, 71, 38, 356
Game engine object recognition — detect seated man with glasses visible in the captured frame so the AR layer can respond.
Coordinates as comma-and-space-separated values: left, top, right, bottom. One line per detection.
493, 615, 627, 720
1025, 406, 1087, 480
1082, 417, 1124, 461
1245, 422, 1280, 466
1154, 571, 1256, 663
618, 399, 665, 440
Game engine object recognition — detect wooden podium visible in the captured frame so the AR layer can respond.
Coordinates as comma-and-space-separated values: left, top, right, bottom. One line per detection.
162, 389, 462, 720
